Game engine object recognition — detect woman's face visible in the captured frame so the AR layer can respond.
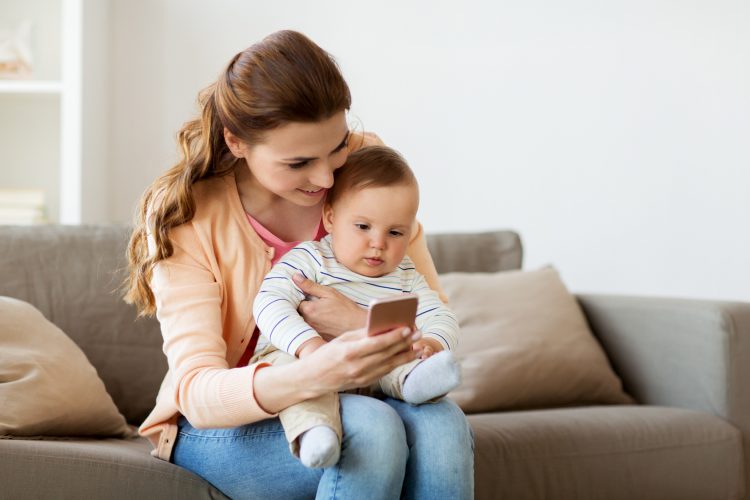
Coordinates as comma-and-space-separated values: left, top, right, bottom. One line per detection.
226, 111, 350, 208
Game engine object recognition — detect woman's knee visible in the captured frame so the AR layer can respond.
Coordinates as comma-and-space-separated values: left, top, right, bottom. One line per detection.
391, 398, 474, 459
434, 399, 474, 455
339, 394, 409, 463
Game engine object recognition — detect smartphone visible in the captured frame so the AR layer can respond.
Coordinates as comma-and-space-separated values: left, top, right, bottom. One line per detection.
366, 294, 418, 336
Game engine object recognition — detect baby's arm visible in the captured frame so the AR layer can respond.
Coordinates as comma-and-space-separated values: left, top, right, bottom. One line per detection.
253, 245, 326, 357
410, 273, 459, 357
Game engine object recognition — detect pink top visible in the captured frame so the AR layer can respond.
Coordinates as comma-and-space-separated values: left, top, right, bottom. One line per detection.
245, 212, 328, 265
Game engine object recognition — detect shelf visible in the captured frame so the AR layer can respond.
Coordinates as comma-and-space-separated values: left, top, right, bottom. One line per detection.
0, 80, 62, 94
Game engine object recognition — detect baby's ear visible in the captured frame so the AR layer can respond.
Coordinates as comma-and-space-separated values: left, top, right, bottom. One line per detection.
322, 203, 335, 232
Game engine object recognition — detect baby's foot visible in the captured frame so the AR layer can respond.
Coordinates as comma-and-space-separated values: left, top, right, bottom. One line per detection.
402, 350, 461, 404
298, 425, 340, 468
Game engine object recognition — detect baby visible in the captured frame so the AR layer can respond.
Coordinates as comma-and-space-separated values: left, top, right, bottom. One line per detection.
252, 145, 461, 469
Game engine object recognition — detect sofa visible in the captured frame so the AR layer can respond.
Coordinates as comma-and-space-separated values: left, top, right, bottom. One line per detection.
0, 224, 747, 500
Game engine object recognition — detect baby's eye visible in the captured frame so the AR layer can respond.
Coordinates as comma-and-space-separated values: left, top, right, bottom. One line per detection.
389, 230, 404, 237
355, 223, 369, 231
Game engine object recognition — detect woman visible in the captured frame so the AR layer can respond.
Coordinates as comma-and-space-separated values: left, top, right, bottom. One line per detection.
125, 30, 473, 499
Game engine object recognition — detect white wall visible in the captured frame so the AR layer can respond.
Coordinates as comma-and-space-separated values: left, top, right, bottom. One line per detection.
107, 0, 750, 301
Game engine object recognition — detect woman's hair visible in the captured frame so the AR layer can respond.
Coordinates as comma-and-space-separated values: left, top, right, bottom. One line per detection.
326, 145, 418, 207
124, 30, 351, 316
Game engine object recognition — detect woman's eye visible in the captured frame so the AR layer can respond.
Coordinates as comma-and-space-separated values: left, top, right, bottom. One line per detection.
332, 141, 348, 153
288, 160, 309, 169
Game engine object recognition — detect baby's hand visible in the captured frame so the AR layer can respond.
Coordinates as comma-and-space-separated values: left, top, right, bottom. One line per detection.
413, 338, 444, 359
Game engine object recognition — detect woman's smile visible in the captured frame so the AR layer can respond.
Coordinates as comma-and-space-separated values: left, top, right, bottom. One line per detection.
297, 187, 327, 197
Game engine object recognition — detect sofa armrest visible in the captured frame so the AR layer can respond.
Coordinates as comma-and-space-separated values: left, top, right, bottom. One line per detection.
577, 293, 750, 486
577, 294, 750, 415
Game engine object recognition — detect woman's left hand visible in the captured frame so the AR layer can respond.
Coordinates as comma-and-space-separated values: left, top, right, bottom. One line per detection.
293, 273, 367, 338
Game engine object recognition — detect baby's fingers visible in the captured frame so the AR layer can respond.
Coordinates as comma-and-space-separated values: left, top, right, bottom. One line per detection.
420, 346, 434, 359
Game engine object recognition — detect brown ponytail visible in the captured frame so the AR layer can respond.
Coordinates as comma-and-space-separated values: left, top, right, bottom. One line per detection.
124, 30, 351, 316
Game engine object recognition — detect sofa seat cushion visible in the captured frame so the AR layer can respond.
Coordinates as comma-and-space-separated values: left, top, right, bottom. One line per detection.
0, 437, 226, 499
469, 405, 743, 500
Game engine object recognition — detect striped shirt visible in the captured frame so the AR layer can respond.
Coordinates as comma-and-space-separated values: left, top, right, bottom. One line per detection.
253, 234, 459, 356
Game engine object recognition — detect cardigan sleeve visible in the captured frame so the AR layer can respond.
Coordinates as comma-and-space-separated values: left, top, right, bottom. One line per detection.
150, 221, 276, 429
406, 220, 449, 303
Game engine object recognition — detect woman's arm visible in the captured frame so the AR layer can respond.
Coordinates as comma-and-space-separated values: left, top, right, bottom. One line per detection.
253, 327, 422, 413
153, 222, 421, 424
150, 222, 279, 428
405, 220, 449, 303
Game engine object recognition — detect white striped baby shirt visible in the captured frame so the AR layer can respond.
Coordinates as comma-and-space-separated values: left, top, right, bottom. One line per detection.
253, 234, 459, 357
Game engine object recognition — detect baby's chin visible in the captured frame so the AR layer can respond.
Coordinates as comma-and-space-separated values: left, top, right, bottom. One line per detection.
350, 260, 399, 278
357, 267, 397, 278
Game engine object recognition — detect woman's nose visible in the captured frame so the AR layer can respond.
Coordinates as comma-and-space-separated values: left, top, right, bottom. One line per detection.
311, 162, 334, 189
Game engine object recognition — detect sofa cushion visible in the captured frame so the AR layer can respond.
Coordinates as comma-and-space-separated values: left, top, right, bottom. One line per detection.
0, 225, 166, 426
0, 437, 227, 499
443, 267, 632, 412
469, 406, 743, 500
0, 297, 134, 437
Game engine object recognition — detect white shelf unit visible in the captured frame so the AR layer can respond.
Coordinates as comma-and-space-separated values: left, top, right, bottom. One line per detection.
0, 0, 95, 224
0, 80, 62, 93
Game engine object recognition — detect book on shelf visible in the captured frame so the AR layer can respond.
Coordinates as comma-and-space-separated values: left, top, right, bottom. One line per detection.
0, 188, 47, 225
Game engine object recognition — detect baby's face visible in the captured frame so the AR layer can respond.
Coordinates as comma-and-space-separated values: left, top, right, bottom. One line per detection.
323, 183, 419, 278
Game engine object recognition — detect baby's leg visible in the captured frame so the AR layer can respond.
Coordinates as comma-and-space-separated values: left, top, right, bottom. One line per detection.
380, 351, 461, 404
259, 349, 342, 468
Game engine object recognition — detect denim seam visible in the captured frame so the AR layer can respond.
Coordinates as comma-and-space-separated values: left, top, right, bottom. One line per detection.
331, 460, 342, 499
178, 429, 285, 439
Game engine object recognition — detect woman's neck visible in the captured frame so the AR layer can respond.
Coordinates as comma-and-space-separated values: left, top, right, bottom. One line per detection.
234, 164, 323, 242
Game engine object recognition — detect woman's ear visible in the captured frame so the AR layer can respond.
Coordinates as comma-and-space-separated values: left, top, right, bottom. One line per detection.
322, 203, 335, 233
224, 128, 244, 158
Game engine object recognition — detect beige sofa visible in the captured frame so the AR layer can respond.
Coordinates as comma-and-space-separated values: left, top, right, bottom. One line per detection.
0, 225, 747, 499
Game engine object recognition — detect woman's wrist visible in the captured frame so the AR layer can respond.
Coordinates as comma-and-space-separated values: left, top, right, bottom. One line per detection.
252, 359, 321, 414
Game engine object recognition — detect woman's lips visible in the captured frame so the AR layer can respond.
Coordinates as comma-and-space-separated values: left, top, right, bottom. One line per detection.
298, 187, 327, 197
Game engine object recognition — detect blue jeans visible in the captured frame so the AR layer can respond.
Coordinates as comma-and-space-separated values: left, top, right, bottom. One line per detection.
172, 394, 474, 499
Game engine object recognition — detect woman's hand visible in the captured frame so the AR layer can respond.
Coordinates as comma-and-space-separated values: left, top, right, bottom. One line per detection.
293, 273, 367, 338
302, 327, 422, 394
253, 326, 421, 414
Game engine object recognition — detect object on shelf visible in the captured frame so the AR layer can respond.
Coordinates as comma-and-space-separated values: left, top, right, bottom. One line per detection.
0, 188, 46, 225
0, 21, 33, 79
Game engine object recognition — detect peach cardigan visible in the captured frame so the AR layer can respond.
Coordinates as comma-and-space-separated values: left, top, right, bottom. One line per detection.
138, 172, 446, 461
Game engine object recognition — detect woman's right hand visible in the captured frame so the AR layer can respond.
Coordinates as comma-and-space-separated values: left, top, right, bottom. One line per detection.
252, 326, 420, 414
301, 326, 421, 394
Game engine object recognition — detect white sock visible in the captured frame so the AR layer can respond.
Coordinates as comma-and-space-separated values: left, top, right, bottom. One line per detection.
402, 350, 461, 404
298, 425, 340, 468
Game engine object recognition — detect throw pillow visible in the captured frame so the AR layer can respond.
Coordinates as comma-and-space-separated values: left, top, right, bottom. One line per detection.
442, 267, 633, 413
0, 296, 135, 437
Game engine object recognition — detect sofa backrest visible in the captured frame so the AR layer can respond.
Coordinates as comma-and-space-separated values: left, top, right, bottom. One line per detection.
426, 231, 523, 274
0, 225, 522, 425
